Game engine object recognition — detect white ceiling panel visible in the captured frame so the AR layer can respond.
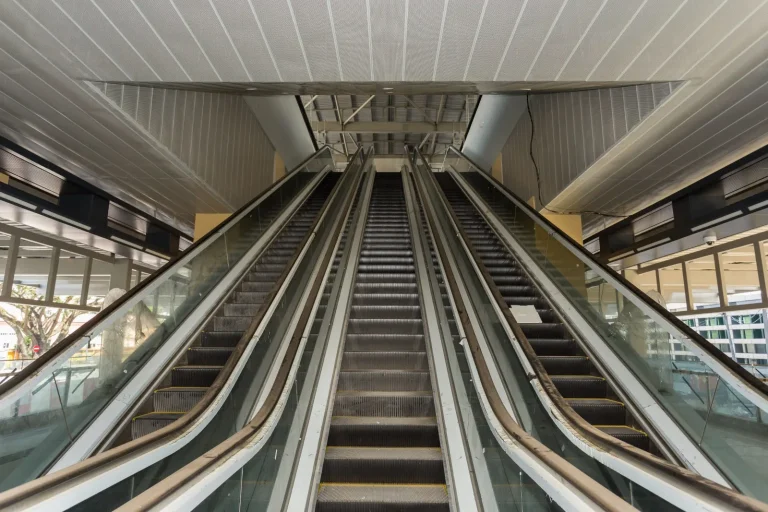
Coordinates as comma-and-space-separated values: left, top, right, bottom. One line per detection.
329, 0, 369, 81
404, 0, 443, 81
526, 0, 604, 80
370, 0, 406, 81
587, 0, 685, 81
435, 0, 484, 80
293, 0, 340, 81
495, 0, 565, 81
464, 0, 523, 81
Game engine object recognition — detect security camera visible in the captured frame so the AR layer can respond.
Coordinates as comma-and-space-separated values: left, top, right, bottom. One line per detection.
704, 233, 717, 246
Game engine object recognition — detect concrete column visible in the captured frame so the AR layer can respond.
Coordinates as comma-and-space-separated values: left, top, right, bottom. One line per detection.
109, 259, 131, 291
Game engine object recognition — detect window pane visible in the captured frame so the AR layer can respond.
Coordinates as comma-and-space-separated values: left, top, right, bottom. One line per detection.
720, 245, 761, 306
87, 260, 113, 303
53, 251, 86, 305
625, 268, 658, 296
12, 239, 53, 299
686, 255, 720, 309
130, 269, 139, 289
659, 263, 686, 311
0, 232, 11, 294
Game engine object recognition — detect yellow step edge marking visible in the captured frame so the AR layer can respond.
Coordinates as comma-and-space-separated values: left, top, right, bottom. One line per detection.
318, 483, 448, 489
594, 425, 648, 435
132, 411, 186, 419
566, 397, 624, 405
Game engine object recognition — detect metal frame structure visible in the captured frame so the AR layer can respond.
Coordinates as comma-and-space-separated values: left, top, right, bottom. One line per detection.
0, 222, 158, 313
303, 94, 476, 158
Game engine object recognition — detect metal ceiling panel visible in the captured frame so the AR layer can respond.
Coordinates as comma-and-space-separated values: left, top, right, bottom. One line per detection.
251, 0, 311, 81
370, 0, 405, 80
329, 0, 369, 80
404, 0, 443, 80
293, 0, 340, 81
465, 0, 524, 81
436, 0, 484, 81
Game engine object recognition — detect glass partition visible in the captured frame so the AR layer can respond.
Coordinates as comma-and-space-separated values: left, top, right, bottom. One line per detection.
0, 148, 334, 492
411, 153, 678, 510
441, 147, 768, 502
69, 152, 362, 511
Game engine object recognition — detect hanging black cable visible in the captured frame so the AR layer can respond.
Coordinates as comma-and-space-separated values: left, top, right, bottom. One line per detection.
526, 92, 627, 219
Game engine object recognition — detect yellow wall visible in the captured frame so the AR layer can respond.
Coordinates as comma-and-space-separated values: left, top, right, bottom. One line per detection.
542, 212, 583, 245
193, 213, 230, 241
491, 154, 503, 183
273, 152, 286, 182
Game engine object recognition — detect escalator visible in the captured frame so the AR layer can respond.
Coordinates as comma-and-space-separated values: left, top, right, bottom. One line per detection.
131, 173, 339, 440
434, 172, 652, 452
316, 173, 449, 511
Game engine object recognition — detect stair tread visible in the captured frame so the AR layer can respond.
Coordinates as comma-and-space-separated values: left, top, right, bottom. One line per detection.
133, 412, 183, 420
317, 483, 448, 504
331, 416, 437, 426
325, 446, 443, 461
336, 390, 433, 397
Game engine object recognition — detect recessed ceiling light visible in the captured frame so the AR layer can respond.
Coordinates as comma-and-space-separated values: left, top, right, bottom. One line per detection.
520, 88, 531, 91
245, 87, 259, 91
382, 87, 393, 91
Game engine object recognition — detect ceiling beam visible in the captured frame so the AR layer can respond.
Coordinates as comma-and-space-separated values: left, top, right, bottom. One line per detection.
303, 95, 318, 109
430, 95, 446, 155
332, 95, 348, 157
403, 95, 436, 124
310, 121, 464, 133
343, 95, 375, 125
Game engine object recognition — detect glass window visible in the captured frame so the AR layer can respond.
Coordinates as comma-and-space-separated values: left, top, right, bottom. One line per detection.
625, 268, 658, 295
659, 264, 686, 311
720, 245, 761, 306
11, 239, 53, 299
698, 316, 725, 327
87, 260, 113, 303
130, 269, 139, 289
704, 330, 727, 340
686, 255, 720, 309
0, 232, 11, 294
732, 313, 763, 325
53, 251, 87, 305
733, 329, 765, 339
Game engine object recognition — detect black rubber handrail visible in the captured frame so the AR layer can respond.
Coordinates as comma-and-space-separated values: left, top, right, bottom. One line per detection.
0, 147, 363, 510
411, 146, 768, 512
0, 146, 334, 398
443, 145, 768, 401
110, 150, 372, 511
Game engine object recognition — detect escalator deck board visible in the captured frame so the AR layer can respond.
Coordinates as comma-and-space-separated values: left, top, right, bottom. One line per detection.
318, 174, 446, 510
129, 174, 340, 441
435, 172, 653, 452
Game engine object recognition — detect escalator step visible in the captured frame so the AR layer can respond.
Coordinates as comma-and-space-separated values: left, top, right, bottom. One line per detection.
342, 351, 429, 370
153, 387, 207, 412
566, 398, 625, 425
598, 426, 650, 451
239, 281, 275, 293
186, 346, 234, 366
212, 316, 252, 332
355, 282, 419, 294
519, 323, 567, 338
316, 483, 449, 512
131, 412, 182, 439
356, 273, 416, 284
222, 303, 261, 317
199, 331, 241, 347
171, 366, 223, 387
328, 417, 440, 447
337, 370, 432, 392
233, 291, 270, 304
334, 391, 435, 417
347, 318, 424, 335
550, 375, 606, 398
538, 355, 590, 375
351, 293, 420, 306
349, 305, 422, 319
345, 334, 426, 352
527, 338, 581, 356
321, 447, 445, 484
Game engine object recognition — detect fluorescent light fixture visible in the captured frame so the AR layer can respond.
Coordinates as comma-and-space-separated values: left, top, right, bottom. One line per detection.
748, 198, 768, 211
42, 209, 91, 231
609, 250, 635, 261
146, 248, 169, 260
0, 191, 37, 210
636, 237, 672, 252
110, 235, 143, 250
382, 87, 393, 90
691, 211, 743, 232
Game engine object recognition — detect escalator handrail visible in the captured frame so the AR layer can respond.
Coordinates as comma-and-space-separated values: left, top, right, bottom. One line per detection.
0, 146, 335, 401
413, 148, 768, 512
0, 147, 359, 510
110, 150, 372, 511
407, 151, 634, 512
443, 145, 768, 409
